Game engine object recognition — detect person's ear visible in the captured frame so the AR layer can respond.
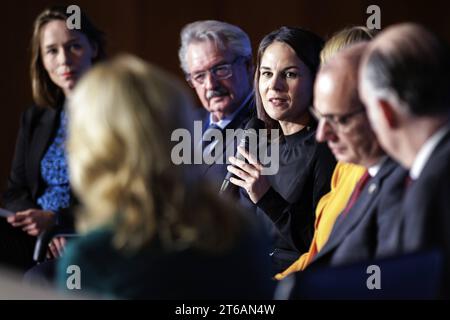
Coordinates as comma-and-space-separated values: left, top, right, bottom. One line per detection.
378, 99, 398, 129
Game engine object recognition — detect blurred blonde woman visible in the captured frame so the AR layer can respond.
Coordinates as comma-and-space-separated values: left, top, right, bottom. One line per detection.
275, 26, 375, 280
57, 55, 273, 299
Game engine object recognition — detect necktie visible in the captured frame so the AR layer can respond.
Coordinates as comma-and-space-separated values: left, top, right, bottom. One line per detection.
341, 169, 371, 217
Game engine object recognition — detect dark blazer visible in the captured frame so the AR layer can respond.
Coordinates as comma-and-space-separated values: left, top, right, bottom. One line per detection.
308, 157, 402, 269
193, 99, 281, 274
401, 129, 450, 253
375, 164, 409, 258
2, 105, 75, 227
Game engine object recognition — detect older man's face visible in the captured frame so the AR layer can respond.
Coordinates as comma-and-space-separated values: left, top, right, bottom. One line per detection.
186, 40, 252, 122
314, 72, 378, 166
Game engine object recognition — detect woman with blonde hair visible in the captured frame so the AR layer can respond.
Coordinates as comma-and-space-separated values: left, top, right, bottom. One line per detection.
320, 26, 376, 64
57, 55, 273, 299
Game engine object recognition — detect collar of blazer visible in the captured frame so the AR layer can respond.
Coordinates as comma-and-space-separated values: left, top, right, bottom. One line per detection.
310, 158, 399, 265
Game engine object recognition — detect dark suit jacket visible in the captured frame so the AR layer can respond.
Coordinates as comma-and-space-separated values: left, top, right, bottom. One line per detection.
308, 158, 402, 269
2, 105, 75, 228
192, 99, 283, 274
401, 129, 450, 252
375, 164, 409, 258
256, 131, 336, 273
57, 220, 275, 299
401, 128, 450, 296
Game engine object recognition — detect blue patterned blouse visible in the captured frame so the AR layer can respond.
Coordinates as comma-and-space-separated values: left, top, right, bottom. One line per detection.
37, 110, 71, 213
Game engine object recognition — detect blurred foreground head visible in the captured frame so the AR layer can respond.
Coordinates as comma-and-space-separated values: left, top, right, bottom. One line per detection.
68, 55, 240, 252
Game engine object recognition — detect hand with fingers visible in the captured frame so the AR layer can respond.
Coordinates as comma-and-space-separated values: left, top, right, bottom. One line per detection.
7, 209, 56, 236
227, 146, 271, 204
46, 236, 67, 259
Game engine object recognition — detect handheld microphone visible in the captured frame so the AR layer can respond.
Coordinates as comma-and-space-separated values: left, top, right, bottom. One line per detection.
219, 117, 266, 194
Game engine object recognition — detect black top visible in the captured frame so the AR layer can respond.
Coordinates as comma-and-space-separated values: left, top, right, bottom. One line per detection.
257, 122, 336, 271
196, 97, 255, 194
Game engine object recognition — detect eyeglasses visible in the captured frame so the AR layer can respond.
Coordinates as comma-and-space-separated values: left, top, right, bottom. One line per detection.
309, 106, 366, 132
186, 57, 244, 87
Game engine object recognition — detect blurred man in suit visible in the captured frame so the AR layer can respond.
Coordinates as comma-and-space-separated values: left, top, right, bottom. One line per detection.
307, 43, 405, 268
360, 23, 450, 295
178, 20, 255, 190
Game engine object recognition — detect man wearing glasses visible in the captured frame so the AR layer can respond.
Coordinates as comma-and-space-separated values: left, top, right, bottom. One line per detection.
178, 20, 255, 189
305, 43, 406, 269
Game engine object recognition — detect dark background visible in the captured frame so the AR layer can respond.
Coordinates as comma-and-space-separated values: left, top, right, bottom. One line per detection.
0, 0, 449, 197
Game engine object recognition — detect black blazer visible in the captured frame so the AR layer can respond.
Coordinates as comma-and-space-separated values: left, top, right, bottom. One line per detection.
400, 128, 450, 296
309, 158, 402, 269
2, 105, 75, 228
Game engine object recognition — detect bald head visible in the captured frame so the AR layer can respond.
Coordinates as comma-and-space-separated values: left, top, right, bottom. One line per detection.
360, 23, 450, 116
321, 42, 367, 75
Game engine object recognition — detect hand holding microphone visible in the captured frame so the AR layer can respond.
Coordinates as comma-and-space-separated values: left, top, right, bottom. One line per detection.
220, 117, 271, 203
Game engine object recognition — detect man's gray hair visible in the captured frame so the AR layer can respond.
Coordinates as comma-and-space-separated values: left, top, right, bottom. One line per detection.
178, 20, 252, 74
